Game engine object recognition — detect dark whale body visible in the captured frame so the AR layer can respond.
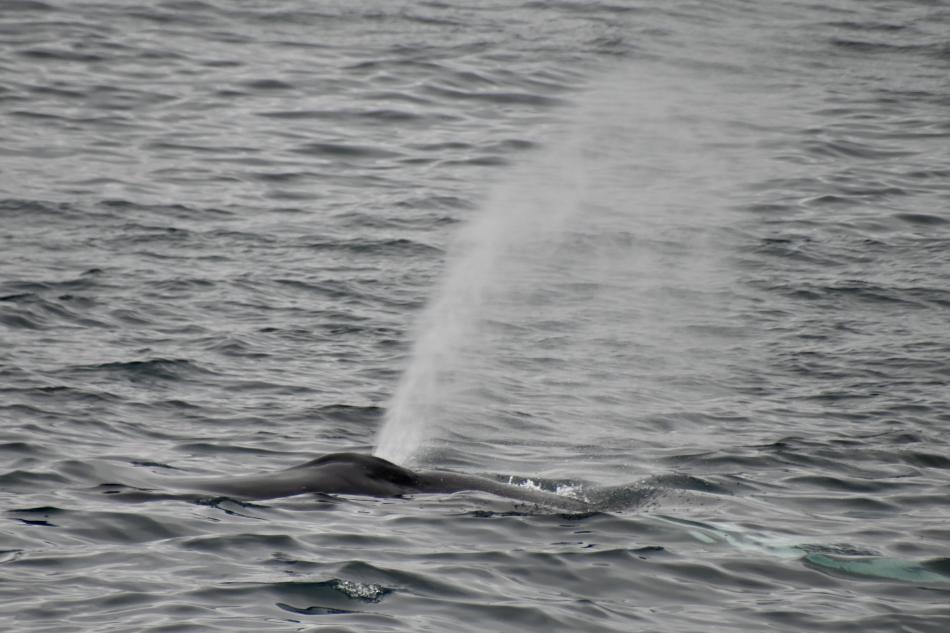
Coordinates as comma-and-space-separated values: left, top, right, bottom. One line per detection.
175, 452, 590, 512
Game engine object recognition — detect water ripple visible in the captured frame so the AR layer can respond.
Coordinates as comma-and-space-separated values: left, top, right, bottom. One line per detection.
2, 1, 950, 632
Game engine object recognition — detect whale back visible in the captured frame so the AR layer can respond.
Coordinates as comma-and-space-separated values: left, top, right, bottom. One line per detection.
172, 452, 588, 510
174, 452, 421, 500
288, 452, 422, 492
415, 469, 591, 512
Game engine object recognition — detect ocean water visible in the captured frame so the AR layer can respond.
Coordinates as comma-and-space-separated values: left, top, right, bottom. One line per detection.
2, 0, 950, 631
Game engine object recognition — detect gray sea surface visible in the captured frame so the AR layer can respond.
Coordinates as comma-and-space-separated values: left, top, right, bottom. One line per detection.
2, 0, 950, 631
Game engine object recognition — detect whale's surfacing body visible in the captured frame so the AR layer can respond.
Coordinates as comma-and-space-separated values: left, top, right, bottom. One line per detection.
175, 452, 590, 512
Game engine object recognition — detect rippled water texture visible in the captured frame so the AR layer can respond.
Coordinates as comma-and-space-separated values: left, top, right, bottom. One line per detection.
2, 1, 950, 631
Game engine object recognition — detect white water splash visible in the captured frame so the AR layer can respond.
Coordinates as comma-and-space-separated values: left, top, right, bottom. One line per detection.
504, 475, 588, 503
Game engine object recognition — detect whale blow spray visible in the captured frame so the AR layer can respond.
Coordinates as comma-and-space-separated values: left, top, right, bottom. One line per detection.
375, 65, 755, 468
374, 135, 590, 465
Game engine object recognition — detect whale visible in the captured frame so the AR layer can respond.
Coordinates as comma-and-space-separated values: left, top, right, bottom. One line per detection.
94, 453, 950, 586
170, 452, 592, 512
